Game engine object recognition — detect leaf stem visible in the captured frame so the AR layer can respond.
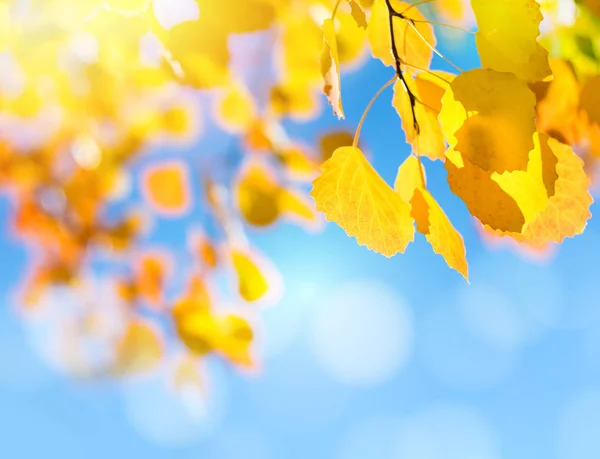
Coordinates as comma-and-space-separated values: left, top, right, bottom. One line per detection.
353, 77, 396, 148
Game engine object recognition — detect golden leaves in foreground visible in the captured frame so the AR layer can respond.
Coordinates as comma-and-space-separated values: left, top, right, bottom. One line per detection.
445, 132, 592, 245
311, 146, 414, 257
440, 69, 537, 173
517, 136, 593, 245
471, 0, 551, 82
393, 72, 453, 160
395, 156, 468, 279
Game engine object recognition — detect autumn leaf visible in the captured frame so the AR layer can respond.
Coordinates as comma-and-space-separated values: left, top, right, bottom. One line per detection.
172, 275, 212, 320
320, 130, 355, 161
471, 0, 551, 82
173, 300, 255, 367
174, 311, 220, 357
275, 144, 320, 180
215, 83, 257, 133
236, 164, 282, 227
231, 249, 270, 303
335, 8, 369, 67
534, 59, 580, 144
278, 188, 321, 230
321, 18, 345, 119
519, 135, 593, 244
439, 69, 537, 173
434, 0, 471, 26
141, 161, 192, 217
213, 314, 255, 368
395, 156, 468, 279
393, 71, 453, 160
311, 146, 414, 257
135, 253, 168, 307
491, 132, 550, 224
580, 75, 600, 126
348, 0, 368, 29
445, 148, 527, 233
368, 0, 435, 70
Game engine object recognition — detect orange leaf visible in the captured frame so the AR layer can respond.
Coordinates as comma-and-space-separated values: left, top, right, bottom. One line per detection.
141, 161, 191, 217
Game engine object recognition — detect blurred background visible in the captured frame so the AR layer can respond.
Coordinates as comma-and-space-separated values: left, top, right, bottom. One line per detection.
2, 0, 600, 458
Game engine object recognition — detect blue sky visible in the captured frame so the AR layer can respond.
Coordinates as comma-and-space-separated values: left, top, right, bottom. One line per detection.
2, 11, 600, 459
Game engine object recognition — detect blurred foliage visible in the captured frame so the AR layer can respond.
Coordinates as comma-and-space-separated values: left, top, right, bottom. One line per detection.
0, 0, 598, 408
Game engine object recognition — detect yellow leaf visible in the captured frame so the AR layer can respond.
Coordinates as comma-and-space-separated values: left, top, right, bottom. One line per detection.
161, 105, 193, 136
580, 75, 600, 126
232, 249, 270, 302
162, 19, 231, 88
348, 0, 368, 28
445, 148, 527, 232
519, 135, 593, 244
392, 72, 453, 160
174, 311, 221, 357
84, 9, 148, 75
321, 18, 345, 119
175, 308, 255, 368
173, 276, 212, 319
278, 188, 320, 228
395, 156, 468, 279
320, 130, 355, 161
534, 59, 580, 144
112, 319, 163, 376
141, 161, 191, 217
275, 144, 320, 180
311, 146, 414, 257
198, 0, 277, 34
269, 82, 320, 119
439, 69, 537, 173
471, 0, 551, 82
236, 164, 280, 227
435, 0, 470, 25
413, 189, 468, 279
368, 0, 435, 70
394, 155, 425, 203
336, 9, 368, 67
279, 14, 322, 89
215, 83, 257, 133
445, 131, 557, 233
214, 314, 255, 368
491, 132, 550, 224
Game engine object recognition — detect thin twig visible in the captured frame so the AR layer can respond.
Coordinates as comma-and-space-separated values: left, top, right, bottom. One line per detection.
384, 0, 420, 134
